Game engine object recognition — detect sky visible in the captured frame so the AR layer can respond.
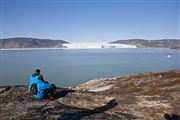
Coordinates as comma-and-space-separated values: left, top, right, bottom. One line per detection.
1, 0, 179, 42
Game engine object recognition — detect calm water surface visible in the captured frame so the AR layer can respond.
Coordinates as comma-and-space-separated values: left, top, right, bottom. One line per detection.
0, 49, 179, 87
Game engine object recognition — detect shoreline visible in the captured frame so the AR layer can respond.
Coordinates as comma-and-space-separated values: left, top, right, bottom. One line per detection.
0, 47, 137, 51
0, 48, 64, 51
1, 69, 179, 88
0, 47, 179, 51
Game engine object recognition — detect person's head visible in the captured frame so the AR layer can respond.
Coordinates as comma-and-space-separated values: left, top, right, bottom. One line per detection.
34, 69, 41, 75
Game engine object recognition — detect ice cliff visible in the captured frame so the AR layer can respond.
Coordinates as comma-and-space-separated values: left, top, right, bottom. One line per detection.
63, 43, 137, 49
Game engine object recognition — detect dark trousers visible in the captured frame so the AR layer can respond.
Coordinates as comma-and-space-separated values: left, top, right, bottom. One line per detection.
43, 84, 56, 99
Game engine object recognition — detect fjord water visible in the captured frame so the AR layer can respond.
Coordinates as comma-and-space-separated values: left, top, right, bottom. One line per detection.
0, 49, 179, 87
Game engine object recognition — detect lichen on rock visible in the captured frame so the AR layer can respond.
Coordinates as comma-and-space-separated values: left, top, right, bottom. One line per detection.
0, 70, 180, 120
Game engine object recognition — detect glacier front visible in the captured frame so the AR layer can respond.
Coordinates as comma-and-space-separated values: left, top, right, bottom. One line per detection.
62, 43, 137, 49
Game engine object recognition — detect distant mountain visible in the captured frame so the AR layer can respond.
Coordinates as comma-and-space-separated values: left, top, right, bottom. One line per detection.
1, 38, 180, 49
0, 37, 69, 49
111, 39, 180, 49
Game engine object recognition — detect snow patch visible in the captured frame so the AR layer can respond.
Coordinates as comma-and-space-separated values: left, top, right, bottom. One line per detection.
88, 85, 113, 92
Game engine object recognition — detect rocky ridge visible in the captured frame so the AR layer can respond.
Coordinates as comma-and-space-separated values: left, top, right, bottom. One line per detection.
0, 70, 180, 120
111, 39, 180, 49
0, 38, 69, 49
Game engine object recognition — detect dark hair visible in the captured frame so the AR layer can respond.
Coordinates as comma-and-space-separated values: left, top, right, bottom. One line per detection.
35, 69, 41, 74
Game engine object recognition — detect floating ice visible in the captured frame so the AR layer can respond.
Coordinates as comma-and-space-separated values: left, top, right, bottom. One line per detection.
166, 55, 172, 58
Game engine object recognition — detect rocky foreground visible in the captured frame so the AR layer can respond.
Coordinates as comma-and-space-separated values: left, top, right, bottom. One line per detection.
0, 70, 180, 120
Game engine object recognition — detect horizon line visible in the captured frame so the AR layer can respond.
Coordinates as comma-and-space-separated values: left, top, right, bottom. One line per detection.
2, 0, 179, 3
1, 37, 180, 42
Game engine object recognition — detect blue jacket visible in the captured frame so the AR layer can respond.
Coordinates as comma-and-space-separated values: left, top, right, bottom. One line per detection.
28, 75, 53, 99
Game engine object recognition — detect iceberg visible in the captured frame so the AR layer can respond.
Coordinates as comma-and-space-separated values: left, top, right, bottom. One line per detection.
62, 43, 137, 49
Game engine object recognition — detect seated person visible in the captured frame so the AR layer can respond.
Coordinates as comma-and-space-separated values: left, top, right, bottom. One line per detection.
28, 69, 56, 99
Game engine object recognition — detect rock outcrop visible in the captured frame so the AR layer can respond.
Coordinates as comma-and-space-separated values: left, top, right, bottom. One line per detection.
0, 70, 180, 120
0, 38, 69, 49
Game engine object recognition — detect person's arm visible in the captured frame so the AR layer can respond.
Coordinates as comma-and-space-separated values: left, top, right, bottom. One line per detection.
38, 74, 48, 83
42, 82, 54, 89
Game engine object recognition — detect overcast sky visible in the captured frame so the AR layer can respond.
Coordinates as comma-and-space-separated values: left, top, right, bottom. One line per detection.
1, 0, 179, 42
